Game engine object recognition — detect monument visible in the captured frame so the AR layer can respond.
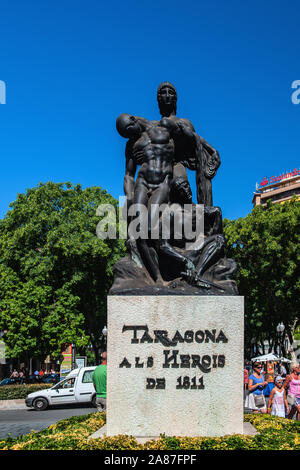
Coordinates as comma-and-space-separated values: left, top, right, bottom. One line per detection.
105, 83, 244, 438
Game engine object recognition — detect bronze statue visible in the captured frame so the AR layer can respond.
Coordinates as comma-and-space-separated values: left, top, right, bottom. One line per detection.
110, 83, 237, 295
156, 82, 220, 206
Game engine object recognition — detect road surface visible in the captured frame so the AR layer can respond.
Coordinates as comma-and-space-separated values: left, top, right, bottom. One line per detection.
0, 404, 96, 439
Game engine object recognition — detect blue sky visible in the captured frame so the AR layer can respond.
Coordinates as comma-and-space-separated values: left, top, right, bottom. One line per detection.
0, 0, 299, 220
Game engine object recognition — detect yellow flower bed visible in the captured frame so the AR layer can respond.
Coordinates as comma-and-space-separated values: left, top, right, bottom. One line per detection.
0, 413, 299, 450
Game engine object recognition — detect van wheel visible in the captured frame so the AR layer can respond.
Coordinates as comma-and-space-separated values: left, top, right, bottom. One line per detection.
33, 397, 48, 411
92, 395, 97, 408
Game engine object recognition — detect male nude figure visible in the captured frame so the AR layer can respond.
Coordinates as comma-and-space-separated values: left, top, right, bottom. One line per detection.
156, 82, 196, 180
116, 113, 173, 228
116, 113, 199, 283
156, 82, 220, 205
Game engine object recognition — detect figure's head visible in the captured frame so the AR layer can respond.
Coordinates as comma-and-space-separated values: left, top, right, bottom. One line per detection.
275, 376, 284, 388
116, 113, 142, 139
170, 177, 193, 204
101, 351, 107, 364
157, 82, 177, 117
253, 362, 263, 373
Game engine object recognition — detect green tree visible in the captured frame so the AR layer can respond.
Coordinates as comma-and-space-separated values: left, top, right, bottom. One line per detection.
0, 182, 125, 363
224, 198, 300, 360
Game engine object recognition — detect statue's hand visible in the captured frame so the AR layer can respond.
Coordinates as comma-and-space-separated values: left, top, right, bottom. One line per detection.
180, 259, 197, 283
181, 260, 211, 289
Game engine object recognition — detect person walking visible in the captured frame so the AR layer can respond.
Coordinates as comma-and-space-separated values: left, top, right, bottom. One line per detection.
92, 352, 107, 412
279, 362, 287, 378
245, 362, 268, 413
284, 363, 300, 420
267, 376, 289, 418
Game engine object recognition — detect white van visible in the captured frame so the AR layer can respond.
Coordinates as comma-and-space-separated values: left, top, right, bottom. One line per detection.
25, 366, 97, 411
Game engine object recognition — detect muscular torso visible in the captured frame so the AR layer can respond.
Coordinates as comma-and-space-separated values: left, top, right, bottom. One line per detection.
133, 125, 174, 186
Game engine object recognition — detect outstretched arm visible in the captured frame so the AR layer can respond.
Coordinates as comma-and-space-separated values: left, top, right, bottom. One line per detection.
283, 375, 291, 391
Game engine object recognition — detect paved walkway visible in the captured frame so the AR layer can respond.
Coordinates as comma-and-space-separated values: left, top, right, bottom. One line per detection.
0, 399, 27, 410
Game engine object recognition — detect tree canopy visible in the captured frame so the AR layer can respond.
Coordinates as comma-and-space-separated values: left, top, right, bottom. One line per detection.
224, 198, 300, 359
0, 182, 125, 362
1, 182, 298, 363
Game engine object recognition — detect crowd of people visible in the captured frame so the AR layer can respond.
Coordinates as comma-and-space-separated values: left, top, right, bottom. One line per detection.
9, 367, 58, 384
10, 368, 27, 384
244, 361, 300, 420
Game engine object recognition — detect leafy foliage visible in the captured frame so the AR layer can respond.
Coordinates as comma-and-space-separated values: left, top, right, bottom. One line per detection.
223, 198, 300, 356
0, 182, 126, 361
0, 413, 299, 450
0, 384, 51, 400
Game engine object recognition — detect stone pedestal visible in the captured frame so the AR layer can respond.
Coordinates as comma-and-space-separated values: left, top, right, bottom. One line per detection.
106, 295, 244, 438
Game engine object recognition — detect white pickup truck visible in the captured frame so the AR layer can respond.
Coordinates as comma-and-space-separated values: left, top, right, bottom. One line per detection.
25, 366, 97, 411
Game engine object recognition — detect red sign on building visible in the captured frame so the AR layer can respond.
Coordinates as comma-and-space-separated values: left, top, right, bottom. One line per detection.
259, 168, 300, 188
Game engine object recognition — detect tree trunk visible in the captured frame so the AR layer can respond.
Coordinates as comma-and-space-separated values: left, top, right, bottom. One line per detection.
286, 326, 297, 362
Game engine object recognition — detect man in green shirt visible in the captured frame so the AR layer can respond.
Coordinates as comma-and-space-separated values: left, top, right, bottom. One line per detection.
92, 351, 107, 412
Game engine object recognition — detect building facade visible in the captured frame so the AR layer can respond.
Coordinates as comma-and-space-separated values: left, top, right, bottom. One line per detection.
252, 169, 300, 207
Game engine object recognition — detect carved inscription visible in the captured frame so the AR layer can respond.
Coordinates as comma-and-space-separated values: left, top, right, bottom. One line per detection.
119, 325, 228, 390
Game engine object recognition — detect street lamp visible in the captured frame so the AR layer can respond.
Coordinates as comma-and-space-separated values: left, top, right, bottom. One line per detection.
276, 322, 285, 357
71, 343, 76, 370
102, 326, 108, 349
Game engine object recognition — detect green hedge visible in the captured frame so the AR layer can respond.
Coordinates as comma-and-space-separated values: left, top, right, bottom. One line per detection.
0, 413, 299, 450
0, 384, 51, 400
